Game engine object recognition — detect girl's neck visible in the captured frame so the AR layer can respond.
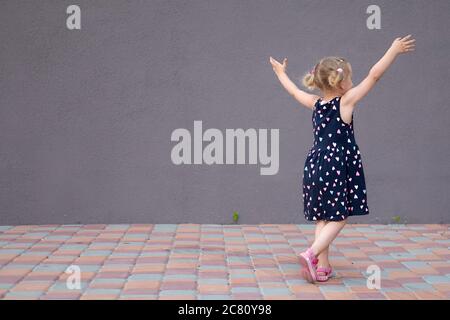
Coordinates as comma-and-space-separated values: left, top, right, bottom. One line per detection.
321, 91, 342, 102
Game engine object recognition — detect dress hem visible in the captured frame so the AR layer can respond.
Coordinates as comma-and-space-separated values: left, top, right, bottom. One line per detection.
304, 210, 369, 222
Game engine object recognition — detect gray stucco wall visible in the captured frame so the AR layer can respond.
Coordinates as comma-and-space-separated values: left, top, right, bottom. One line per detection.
1, 0, 449, 225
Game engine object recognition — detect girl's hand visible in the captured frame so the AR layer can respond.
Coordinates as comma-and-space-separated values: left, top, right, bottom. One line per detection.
269, 56, 287, 75
391, 34, 416, 54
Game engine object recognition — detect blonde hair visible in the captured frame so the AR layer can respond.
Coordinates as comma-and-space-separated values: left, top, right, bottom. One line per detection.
302, 56, 350, 91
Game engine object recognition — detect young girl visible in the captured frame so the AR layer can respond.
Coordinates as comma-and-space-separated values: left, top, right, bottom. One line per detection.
269, 35, 415, 283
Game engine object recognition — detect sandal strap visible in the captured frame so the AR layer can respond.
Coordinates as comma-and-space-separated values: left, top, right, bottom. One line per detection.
306, 248, 317, 262
316, 266, 332, 274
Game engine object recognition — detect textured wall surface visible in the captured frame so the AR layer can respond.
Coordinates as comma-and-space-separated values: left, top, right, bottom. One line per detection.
1, 0, 449, 225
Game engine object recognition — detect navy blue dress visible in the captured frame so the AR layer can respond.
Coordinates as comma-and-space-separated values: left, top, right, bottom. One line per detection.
302, 96, 369, 221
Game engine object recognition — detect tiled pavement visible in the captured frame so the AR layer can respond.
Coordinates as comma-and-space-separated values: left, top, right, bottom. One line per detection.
0, 223, 449, 300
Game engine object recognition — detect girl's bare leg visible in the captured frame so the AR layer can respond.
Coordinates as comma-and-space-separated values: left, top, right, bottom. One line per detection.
310, 219, 347, 257
315, 220, 330, 268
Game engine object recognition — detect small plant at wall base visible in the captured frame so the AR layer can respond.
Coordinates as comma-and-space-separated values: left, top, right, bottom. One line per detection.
233, 211, 239, 224
392, 215, 407, 224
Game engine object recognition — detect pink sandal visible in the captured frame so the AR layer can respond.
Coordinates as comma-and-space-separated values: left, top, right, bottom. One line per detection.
316, 266, 333, 282
299, 248, 318, 283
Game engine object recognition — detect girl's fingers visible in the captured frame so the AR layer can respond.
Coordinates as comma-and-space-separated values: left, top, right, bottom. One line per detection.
270, 57, 280, 66
402, 34, 412, 40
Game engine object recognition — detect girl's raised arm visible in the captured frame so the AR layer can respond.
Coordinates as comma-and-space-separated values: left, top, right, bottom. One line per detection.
341, 35, 416, 109
270, 56, 320, 110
